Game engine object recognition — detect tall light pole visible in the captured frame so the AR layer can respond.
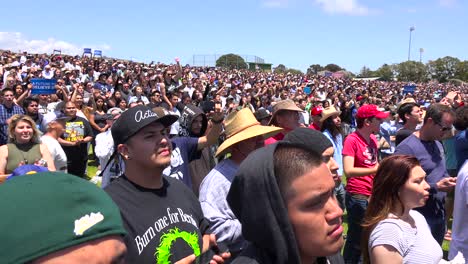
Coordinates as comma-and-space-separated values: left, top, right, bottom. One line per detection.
408, 26, 415, 61
419, 48, 424, 63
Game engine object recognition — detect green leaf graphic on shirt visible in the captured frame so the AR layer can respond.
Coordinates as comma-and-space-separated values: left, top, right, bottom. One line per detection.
155, 227, 200, 264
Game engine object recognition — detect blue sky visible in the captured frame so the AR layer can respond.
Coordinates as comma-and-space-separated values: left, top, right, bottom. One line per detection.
0, 0, 466, 73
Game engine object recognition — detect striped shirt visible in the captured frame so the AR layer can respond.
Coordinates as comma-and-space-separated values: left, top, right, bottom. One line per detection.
369, 210, 442, 263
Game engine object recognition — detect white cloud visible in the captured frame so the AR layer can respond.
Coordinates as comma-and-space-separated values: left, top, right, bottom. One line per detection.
439, 0, 456, 7
314, 0, 372, 15
262, 0, 289, 8
0, 32, 111, 55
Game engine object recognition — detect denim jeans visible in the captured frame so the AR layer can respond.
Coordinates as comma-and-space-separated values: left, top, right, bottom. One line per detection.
343, 192, 368, 264
425, 214, 447, 245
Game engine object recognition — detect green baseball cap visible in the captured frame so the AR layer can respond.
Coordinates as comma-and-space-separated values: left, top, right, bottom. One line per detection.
0, 172, 126, 264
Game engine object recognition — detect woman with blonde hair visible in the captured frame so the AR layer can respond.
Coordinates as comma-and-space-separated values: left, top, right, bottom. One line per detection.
362, 155, 442, 263
0, 115, 55, 174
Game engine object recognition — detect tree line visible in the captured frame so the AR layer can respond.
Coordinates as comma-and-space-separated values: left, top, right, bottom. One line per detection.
309, 56, 467, 83
215, 53, 467, 83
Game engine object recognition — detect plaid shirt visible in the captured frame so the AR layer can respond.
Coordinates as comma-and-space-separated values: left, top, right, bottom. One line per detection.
0, 104, 25, 145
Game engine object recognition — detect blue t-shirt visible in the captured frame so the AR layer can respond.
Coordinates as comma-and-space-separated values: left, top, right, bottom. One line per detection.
395, 134, 448, 219
455, 129, 468, 171
323, 130, 343, 176
443, 136, 458, 171
163, 137, 199, 188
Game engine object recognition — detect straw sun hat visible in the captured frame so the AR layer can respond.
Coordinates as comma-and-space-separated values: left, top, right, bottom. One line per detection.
268, 99, 303, 126
320, 106, 342, 122
215, 108, 283, 157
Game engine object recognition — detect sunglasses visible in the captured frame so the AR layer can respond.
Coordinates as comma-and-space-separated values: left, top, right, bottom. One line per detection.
435, 121, 452, 132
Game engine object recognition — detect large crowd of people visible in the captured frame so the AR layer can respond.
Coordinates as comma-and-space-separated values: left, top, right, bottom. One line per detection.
0, 49, 468, 263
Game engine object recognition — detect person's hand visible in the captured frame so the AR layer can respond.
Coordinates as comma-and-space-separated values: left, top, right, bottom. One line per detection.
175, 57, 180, 63
211, 112, 224, 124
436, 177, 457, 192
174, 254, 195, 264
445, 91, 458, 103
372, 163, 379, 174
203, 234, 231, 264
18, 160, 26, 167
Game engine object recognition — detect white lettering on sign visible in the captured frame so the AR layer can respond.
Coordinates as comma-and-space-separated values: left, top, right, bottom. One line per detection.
134, 109, 158, 123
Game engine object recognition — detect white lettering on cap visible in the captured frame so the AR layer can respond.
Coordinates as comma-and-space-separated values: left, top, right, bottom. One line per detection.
134, 109, 158, 123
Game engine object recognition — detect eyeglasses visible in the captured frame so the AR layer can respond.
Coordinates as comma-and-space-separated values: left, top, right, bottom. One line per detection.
436, 122, 452, 132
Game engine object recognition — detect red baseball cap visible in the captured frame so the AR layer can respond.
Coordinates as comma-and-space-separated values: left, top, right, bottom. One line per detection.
311, 106, 323, 116
356, 104, 389, 119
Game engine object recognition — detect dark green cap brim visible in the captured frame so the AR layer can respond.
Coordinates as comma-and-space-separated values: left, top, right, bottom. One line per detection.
0, 172, 126, 264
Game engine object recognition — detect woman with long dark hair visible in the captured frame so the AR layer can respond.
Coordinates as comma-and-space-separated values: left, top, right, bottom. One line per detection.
89, 96, 109, 135
362, 155, 442, 263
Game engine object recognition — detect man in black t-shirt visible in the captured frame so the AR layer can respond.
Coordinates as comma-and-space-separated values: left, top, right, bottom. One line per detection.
395, 100, 423, 146
104, 105, 230, 263
58, 101, 93, 178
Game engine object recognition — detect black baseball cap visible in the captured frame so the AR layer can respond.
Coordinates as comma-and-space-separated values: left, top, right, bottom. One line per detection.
111, 105, 178, 146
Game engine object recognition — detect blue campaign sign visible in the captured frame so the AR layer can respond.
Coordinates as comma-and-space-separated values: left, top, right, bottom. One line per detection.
303, 86, 312, 95
83, 48, 92, 54
31, 79, 57, 95
94, 50, 102, 56
403, 85, 416, 94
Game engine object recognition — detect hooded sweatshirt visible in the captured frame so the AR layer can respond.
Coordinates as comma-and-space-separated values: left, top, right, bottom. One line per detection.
178, 104, 215, 195
227, 143, 344, 264
178, 104, 208, 138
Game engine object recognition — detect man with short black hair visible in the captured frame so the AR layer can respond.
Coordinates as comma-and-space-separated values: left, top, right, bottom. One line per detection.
342, 104, 387, 264
105, 105, 229, 263
227, 142, 344, 264
395, 101, 423, 146
58, 101, 93, 178
148, 90, 163, 108
395, 103, 457, 244
23, 97, 45, 132
0, 88, 24, 145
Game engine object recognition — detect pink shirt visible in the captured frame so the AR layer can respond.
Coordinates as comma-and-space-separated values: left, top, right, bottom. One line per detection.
342, 131, 378, 196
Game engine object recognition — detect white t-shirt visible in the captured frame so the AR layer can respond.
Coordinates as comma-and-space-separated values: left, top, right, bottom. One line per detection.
40, 135, 67, 172
169, 108, 181, 136
369, 210, 442, 263
183, 86, 195, 98
449, 160, 468, 260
